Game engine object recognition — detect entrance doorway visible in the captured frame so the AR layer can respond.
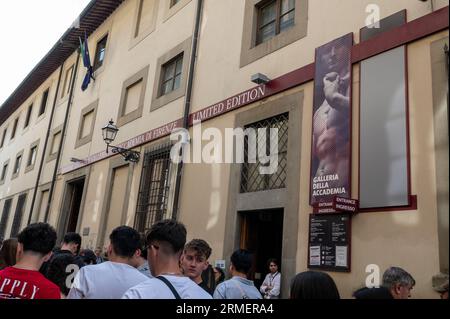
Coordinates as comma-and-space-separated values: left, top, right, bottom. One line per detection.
60, 178, 85, 236
239, 209, 284, 289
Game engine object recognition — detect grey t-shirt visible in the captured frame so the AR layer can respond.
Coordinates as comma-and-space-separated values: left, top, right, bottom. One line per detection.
67, 261, 148, 299
213, 276, 262, 299
122, 275, 212, 299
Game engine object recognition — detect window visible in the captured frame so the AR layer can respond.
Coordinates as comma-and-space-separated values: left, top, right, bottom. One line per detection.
13, 154, 22, 175
240, 0, 308, 67
117, 66, 149, 127
81, 110, 94, 139
61, 65, 74, 98
151, 38, 191, 111
39, 89, 49, 116
0, 128, 6, 148
93, 35, 108, 71
0, 199, 13, 239
28, 146, 37, 167
241, 113, 289, 193
160, 54, 183, 97
10, 194, 27, 238
11, 151, 24, 179
47, 126, 62, 162
25, 140, 40, 173
38, 190, 50, 222
24, 104, 33, 128
256, 0, 295, 45
125, 81, 143, 114
133, 0, 158, 40
1, 162, 8, 182
11, 118, 19, 140
135, 145, 173, 233
164, 0, 192, 21
76, 101, 98, 148
50, 132, 61, 156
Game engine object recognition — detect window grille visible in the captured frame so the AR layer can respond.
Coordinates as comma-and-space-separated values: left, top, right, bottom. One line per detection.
241, 113, 289, 193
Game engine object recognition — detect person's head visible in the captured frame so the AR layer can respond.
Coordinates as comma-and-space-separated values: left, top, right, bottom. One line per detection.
267, 258, 279, 274
320, 41, 350, 74
432, 274, 449, 299
181, 239, 212, 282
133, 234, 148, 268
382, 267, 415, 299
17, 223, 57, 265
94, 247, 102, 257
108, 226, 141, 266
79, 249, 97, 266
290, 271, 340, 299
145, 219, 187, 276
0, 238, 18, 269
353, 286, 393, 300
45, 253, 76, 297
138, 234, 147, 260
229, 249, 253, 277
214, 266, 225, 284
61, 232, 82, 255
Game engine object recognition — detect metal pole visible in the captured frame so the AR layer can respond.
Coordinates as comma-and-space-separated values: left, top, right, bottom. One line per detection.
27, 64, 64, 225
172, 0, 204, 219
44, 50, 81, 222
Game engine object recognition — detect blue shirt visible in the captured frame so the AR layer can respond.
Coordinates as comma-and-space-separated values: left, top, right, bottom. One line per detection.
213, 276, 262, 299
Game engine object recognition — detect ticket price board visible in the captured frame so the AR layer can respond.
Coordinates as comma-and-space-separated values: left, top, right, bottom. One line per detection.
308, 213, 351, 272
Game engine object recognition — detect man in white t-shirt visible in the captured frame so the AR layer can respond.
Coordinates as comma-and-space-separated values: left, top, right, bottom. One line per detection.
122, 219, 212, 299
67, 226, 148, 299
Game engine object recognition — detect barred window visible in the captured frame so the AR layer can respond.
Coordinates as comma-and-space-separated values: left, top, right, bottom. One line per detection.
135, 145, 173, 233
241, 113, 289, 193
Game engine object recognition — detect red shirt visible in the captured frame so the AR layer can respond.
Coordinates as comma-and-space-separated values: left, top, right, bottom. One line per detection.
0, 267, 60, 299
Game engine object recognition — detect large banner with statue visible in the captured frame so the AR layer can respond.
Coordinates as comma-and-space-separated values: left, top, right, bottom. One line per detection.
310, 34, 353, 206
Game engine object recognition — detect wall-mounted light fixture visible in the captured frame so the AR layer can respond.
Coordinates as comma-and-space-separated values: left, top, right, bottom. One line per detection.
70, 157, 86, 164
251, 73, 270, 85
101, 120, 140, 163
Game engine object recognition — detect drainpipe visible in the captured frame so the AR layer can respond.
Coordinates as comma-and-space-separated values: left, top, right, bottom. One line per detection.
27, 64, 64, 225
44, 50, 81, 222
172, 0, 204, 219
445, 44, 449, 139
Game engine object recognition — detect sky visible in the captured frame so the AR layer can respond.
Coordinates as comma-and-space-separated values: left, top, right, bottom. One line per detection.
0, 0, 92, 105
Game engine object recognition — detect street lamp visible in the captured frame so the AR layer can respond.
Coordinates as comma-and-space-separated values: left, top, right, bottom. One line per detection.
101, 120, 140, 163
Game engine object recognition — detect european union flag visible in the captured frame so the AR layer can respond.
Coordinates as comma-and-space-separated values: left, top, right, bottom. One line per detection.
79, 32, 95, 91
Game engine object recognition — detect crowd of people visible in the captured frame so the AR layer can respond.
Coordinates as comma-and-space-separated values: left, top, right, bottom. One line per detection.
0, 220, 448, 299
